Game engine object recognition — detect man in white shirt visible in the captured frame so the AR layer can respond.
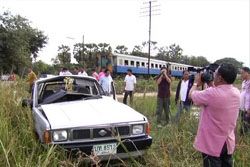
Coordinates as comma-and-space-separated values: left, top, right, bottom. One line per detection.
123, 69, 136, 105
99, 69, 113, 95
78, 67, 88, 76
59, 67, 72, 76
175, 70, 194, 121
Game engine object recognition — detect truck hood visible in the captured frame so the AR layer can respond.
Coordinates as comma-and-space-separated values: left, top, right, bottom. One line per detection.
41, 97, 146, 129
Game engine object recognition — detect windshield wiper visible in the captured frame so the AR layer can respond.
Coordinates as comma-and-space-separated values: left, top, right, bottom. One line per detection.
84, 95, 102, 100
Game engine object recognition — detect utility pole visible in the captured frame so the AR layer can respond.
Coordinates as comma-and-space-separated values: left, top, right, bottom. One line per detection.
148, 1, 151, 77
141, 0, 160, 78
82, 35, 84, 66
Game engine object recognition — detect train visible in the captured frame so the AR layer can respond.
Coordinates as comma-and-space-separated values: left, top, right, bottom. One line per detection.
110, 53, 197, 77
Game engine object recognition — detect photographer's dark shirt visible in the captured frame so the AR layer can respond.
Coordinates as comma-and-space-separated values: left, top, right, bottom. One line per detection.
157, 77, 170, 98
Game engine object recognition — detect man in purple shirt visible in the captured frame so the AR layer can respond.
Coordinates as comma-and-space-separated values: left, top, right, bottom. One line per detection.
240, 67, 250, 134
189, 63, 240, 167
155, 67, 171, 126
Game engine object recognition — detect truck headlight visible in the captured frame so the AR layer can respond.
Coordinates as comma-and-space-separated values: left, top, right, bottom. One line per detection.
132, 124, 144, 135
53, 130, 68, 141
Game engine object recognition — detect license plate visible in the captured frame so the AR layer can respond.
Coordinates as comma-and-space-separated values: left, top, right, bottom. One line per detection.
93, 143, 117, 156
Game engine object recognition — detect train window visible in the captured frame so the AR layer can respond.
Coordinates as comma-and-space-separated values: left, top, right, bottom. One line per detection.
141, 62, 145, 67
151, 63, 154, 68
119, 59, 123, 65
155, 64, 158, 68
175, 66, 177, 70
159, 64, 162, 68
136, 61, 140, 67
180, 67, 183, 71
124, 60, 128, 66
130, 61, 135, 66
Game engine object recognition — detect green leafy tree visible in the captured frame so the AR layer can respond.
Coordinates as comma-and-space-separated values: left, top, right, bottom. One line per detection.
73, 43, 85, 65
142, 41, 158, 51
131, 45, 147, 57
114, 45, 128, 54
156, 46, 171, 61
168, 44, 183, 63
84, 43, 99, 68
73, 42, 112, 69
97, 43, 112, 69
33, 60, 55, 75
56, 45, 71, 65
156, 44, 182, 63
195, 56, 210, 67
0, 11, 47, 74
214, 57, 243, 69
180, 55, 191, 65
51, 57, 60, 65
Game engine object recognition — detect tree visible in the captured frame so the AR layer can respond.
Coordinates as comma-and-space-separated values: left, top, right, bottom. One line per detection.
73, 42, 113, 69
214, 57, 243, 69
114, 45, 128, 54
97, 43, 112, 69
56, 45, 71, 65
0, 11, 47, 74
131, 45, 147, 57
156, 46, 171, 61
195, 56, 210, 67
73, 42, 85, 65
156, 44, 183, 63
33, 60, 55, 75
168, 44, 183, 63
142, 41, 158, 51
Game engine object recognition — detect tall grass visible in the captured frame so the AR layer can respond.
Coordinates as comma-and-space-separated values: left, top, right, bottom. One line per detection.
0, 79, 250, 166
0, 81, 70, 166
129, 95, 250, 167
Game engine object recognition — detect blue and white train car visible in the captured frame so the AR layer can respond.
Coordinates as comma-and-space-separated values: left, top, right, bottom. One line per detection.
113, 53, 167, 75
169, 62, 192, 77
112, 53, 194, 77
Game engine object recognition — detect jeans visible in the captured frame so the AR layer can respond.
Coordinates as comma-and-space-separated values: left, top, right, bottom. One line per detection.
156, 97, 170, 124
175, 101, 191, 122
202, 143, 232, 167
123, 90, 133, 105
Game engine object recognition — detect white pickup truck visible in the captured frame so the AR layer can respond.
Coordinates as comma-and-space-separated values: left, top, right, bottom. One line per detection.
25, 75, 152, 160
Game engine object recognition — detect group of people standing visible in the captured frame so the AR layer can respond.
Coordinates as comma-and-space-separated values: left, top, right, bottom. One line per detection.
99, 68, 137, 106
155, 66, 193, 126
155, 64, 250, 167
58, 66, 137, 105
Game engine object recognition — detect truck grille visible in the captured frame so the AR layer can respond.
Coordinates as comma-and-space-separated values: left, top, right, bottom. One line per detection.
72, 129, 91, 140
72, 126, 130, 140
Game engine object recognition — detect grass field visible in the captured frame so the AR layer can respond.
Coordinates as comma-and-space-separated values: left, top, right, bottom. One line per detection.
0, 79, 250, 167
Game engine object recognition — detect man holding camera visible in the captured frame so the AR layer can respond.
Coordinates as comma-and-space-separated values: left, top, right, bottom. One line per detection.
189, 63, 240, 167
155, 67, 171, 126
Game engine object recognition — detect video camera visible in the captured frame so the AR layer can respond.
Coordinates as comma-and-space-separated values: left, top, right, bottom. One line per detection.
188, 63, 219, 84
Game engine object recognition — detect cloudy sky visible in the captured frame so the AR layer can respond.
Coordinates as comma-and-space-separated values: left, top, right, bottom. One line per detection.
1, 0, 249, 65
